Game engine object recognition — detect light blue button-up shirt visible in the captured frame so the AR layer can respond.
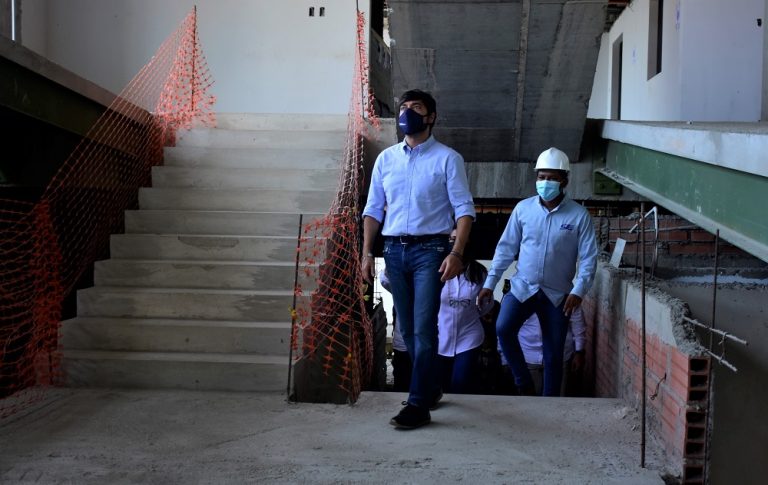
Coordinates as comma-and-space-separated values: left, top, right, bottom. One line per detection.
483, 195, 598, 307
363, 136, 475, 235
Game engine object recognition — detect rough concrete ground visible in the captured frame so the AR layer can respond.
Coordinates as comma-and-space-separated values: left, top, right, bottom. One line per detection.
0, 388, 663, 484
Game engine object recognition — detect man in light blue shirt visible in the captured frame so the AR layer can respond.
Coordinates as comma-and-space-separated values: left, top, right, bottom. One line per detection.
478, 147, 597, 397
362, 90, 475, 429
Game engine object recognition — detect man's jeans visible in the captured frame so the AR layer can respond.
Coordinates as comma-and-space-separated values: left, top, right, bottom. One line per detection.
383, 236, 448, 408
496, 290, 569, 397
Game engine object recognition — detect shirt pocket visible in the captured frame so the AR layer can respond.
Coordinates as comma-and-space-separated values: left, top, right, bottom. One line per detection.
550, 220, 579, 254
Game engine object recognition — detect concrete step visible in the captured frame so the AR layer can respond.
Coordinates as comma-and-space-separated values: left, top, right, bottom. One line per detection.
215, 113, 348, 131
110, 234, 300, 262
176, 128, 347, 149
61, 317, 291, 355
124, 210, 323, 236
63, 350, 287, 391
77, 287, 299, 321
94, 259, 298, 290
138, 188, 335, 212
163, 146, 342, 169
150, 166, 339, 190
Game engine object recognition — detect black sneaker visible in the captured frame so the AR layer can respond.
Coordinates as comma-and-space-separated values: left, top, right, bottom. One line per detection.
389, 403, 431, 429
429, 390, 443, 410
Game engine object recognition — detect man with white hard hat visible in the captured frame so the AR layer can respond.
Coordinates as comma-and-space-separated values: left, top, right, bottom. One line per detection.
478, 147, 597, 397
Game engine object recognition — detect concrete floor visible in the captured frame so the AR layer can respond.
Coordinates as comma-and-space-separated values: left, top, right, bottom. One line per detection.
0, 389, 663, 484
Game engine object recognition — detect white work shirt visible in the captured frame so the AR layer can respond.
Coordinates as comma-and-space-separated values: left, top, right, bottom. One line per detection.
363, 136, 476, 236
518, 307, 586, 364
484, 195, 598, 307
438, 273, 494, 357
379, 270, 407, 352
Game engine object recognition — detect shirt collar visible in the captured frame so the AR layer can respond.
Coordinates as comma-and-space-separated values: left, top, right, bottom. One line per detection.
400, 135, 436, 155
537, 193, 570, 212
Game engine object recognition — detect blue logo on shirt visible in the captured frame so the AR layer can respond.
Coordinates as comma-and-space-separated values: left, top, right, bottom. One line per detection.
560, 223, 575, 231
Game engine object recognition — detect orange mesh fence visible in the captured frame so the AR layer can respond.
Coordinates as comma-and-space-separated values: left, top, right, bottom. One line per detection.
0, 7, 215, 417
291, 10, 380, 403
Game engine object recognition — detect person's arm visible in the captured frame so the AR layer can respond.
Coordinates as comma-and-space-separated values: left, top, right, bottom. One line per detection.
564, 211, 599, 316
362, 216, 380, 284
569, 307, 586, 352
441, 152, 476, 282
478, 207, 522, 305
439, 215, 472, 282
569, 307, 586, 371
361, 157, 386, 284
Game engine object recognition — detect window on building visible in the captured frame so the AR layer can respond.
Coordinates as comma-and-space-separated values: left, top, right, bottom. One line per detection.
611, 35, 623, 120
647, 0, 663, 79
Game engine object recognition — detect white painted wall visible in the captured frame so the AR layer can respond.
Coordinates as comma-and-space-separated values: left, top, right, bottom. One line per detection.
19, 0, 369, 114
19, 0, 48, 50
679, 0, 764, 121
589, 0, 764, 122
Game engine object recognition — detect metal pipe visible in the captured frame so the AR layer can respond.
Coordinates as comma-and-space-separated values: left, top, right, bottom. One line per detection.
682, 316, 748, 346
640, 201, 647, 468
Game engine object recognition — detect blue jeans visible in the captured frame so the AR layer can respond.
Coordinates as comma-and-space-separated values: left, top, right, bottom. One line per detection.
383, 236, 448, 408
437, 346, 481, 394
496, 290, 569, 397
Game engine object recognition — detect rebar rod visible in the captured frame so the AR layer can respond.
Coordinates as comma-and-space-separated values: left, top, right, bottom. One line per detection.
682, 316, 748, 346
287, 213, 304, 400
703, 229, 720, 484
640, 201, 647, 468
704, 350, 738, 373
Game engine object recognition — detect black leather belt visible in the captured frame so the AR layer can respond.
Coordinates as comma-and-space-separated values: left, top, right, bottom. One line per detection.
384, 234, 449, 244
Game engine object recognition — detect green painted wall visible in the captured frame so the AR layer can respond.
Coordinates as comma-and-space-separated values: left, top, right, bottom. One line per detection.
606, 141, 768, 258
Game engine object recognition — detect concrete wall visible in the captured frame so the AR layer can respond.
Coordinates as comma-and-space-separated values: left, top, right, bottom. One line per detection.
657, 281, 768, 485
18, 0, 368, 114
589, 0, 764, 122
583, 261, 710, 482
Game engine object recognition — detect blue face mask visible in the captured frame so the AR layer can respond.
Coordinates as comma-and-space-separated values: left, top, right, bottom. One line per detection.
536, 180, 561, 202
398, 108, 429, 135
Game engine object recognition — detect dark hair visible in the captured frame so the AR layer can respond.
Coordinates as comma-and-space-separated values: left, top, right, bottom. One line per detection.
463, 259, 487, 286
399, 89, 437, 115
454, 232, 486, 285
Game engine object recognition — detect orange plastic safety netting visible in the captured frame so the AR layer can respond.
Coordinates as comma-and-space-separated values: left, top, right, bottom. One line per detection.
290, 10, 380, 403
0, 8, 215, 417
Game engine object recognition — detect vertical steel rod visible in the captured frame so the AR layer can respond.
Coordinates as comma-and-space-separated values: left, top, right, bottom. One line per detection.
286, 213, 304, 399
640, 201, 647, 468
703, 229, 720, 483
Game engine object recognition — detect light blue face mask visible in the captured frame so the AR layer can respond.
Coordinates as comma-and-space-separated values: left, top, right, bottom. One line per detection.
536, 180, 561, 202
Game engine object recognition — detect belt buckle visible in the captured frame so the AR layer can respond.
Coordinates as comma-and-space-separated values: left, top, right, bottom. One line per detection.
398, 235, 410, 244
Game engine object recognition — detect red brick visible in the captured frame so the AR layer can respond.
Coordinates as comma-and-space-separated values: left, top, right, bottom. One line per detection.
688, 356, 710, 374
660, 411, 680, 444
664, 230, 690, 241
648, 359, 666, 382
669, 372, 690, 403
671, 349, 690, 374
690, 231, 715, 242
663, 395, 683, 425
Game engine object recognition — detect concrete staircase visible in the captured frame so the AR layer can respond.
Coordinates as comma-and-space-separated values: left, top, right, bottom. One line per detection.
61, 113, 347, 391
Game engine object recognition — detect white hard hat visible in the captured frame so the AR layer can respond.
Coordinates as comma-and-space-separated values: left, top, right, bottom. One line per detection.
534, 147, 570, 172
